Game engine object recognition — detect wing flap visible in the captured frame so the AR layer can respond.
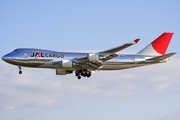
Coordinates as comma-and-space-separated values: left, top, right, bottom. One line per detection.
87, 62, 102, 70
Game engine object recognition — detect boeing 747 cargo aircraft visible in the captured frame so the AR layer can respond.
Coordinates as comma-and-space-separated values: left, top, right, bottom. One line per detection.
2, 32, 176, 79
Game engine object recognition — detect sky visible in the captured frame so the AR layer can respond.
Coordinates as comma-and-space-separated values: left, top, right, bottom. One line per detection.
0, 0, 180, 120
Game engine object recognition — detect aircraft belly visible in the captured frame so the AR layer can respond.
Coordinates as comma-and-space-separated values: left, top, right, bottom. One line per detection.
38, 64, 76, 70
4, 59, 47, 67
100, 62, 142, 70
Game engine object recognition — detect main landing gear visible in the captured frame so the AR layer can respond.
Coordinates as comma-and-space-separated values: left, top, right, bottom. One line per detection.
18, 66, 22, 74
75, 70, 92, 79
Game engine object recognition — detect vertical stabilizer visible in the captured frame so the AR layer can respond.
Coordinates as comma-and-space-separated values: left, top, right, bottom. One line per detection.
138, 32, 173, 56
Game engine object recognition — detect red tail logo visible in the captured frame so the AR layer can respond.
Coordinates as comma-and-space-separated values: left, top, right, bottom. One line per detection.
151, 32, 173, 54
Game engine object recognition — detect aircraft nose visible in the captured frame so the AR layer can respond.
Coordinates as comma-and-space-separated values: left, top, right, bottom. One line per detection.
2, 54, 10, 62
2, 55, 7, 61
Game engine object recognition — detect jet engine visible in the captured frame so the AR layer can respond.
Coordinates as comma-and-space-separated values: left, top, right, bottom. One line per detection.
60, 60, 73, 68
88, 54, 100, 62
56, 69, 73, 75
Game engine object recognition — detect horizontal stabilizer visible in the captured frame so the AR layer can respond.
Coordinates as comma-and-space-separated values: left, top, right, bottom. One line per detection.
146, 52, 176, 62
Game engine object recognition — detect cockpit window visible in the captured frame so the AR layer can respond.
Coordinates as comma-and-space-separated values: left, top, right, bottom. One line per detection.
13, 49, 18, 52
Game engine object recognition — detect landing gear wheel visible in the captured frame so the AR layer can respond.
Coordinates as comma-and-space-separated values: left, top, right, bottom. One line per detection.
19, 71, 22, 74
75, 72, 79, 76
78, 76, 81, 79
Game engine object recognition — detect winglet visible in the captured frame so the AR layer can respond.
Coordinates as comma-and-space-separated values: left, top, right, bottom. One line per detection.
134, 38, 140, 43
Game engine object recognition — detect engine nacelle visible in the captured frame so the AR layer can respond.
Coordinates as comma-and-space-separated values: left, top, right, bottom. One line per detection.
56, 69, 73, 75
60, 60, 73, 68
88, 54, 100, 62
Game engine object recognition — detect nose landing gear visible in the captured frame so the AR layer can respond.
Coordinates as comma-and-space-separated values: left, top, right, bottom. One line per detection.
18, 66, 22, 74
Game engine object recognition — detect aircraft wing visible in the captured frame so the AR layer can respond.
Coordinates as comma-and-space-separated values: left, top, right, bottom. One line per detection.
77, 38, 140, 62
99, 38, 140, 55
74, 39, 140, 69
